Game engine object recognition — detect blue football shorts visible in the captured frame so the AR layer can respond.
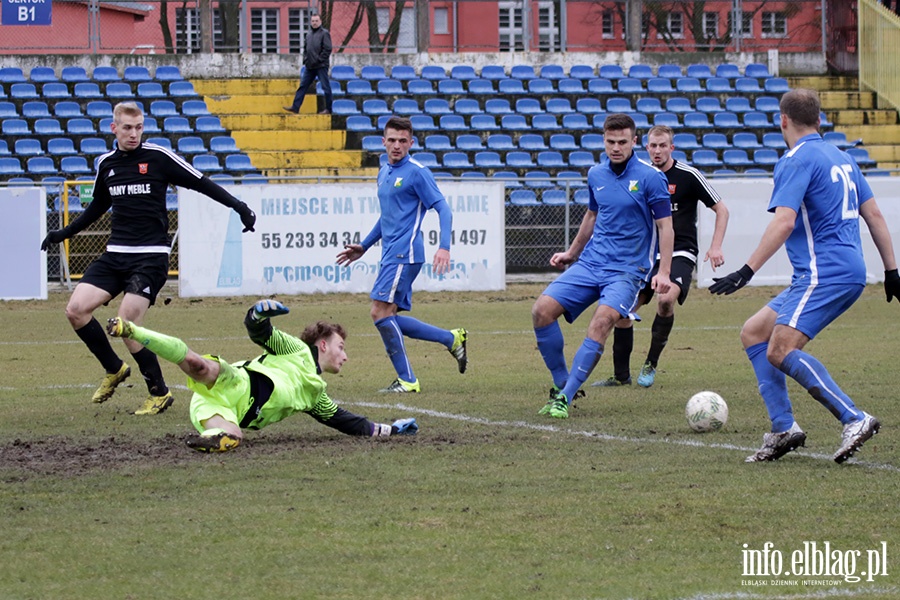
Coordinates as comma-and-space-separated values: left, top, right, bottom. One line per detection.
768, 281, 863, 340
370, 262, 422, 311
543, 261, 644, 324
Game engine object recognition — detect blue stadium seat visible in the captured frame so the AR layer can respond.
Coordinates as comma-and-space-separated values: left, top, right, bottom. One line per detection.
819, 111, 834, 129
558, 78, 585, 94
753, 149, 780, 166
26, 156, 56, 175
390, 65, 416, 81
653, 112, 681, 129
647, 78, 674, 94
34, 118, 64, 134
686, 64, 713, 79
546, 98, 574, 114
346, 80, 375, 95
346, 115, 375, 131
672, 132, 701, 150
424, 98, 452, 115
98, 117, 114, 132
745, 168, 770, 177
556, 171, 586, 188
485, 98, 513, 115
0, 67, 26, 83
0, 139, 8, 155
537, 151, 565, 168
665, 97, 692, 114
169, 81, 199, 97
409, 114, 437, 131
636, 97, 663, 114
735, 77, 763, 93
628, 64, 653, 80
822, 131, 853, 149
66, 118, 95, 134
439, 115, 466, 131
691, 150, 722, 168
154, 65, 183, 81
562, 114, 591, 130
425, 134, 453, 151
683, 112, 713, 129
150, 100, 177, 117
362, 135, 384, 152
137, 82, 166, 98
568, 151, 595, 168
525, 171, 554, 188
47, 138, 78, 155
599, 65, 625, 80
451, 65, 477, 80
61, 66, 90, 83
421, 65, 446, 81
74, 82, 103, 98
82, 101, 110, 119
192, 155, 223, 172
706, 78, 733, 93
407, 79, 435, 95
124, 66, 152, 82
848, 148, 876, 167
15, 139, 42, 156
42, 83, 70, 99
541, 188, 569, 205
456, 134, 484, 151
587, 78, 614, 94
569, 65, 595, 80
573, 188, 592, 205
331, 65, 357, 81
360, 65, 386, 81
146, 137, 173, 150
30, 67, 58, 82
225, 154, 255, 171
527, 78, 555, 94
549, 134, 578, 151
470, 114, 499, 130
105, 82, 134, 99
509, 189, 539, 206
10, 83, 39, 98
532, 114, 559, 130
54, 101, 83, 118
713, 112, 740, 128
474, 151, 503, 169
332, 99, 359, 115
617, 78, 643, 94
658, 64, 683, 79
0, 157, 24, 175
575, 97, 603, 114
732, 132, 762, 150
209, 174, 235, 186
743, 111, 770, 129
362, 99, 390, 115
60, 156, 92, 175
392, 99, 421, 115
580, 133, 604, 151
715, 64, 741, 79
480, 65, 506, 81
454, 98, 481, 115
164, 116, 193, 133
764, 78, 790, 94
22, 101, 51, 118
240, 174, 269, 185
762, 132, 787, 150
511, 65, 537, 81
675, 77, 703, 93
519, 134, 547, 151
754, 96, 780, 113
461, 170, 486, 179
672, 150, 689, 163
80, 138, 109, 155
506, 152, 535, 168
178, 137, 207, 154
712, 169, 738, 178
725, 97, 752, 113
723, 149, 753, 167
487, 134, 516, 150
744, 63, 771, 79
605, 97, 633, 113
467, 79, 496, 95
443, 152, 472, 169
498, 79, 526, 95
695, 97, 723, 113
634, 149, 650, 161
411, 152, 439, 168
539, 65, 565, 80
377, 79, 404, 95
438, 79, 465, 95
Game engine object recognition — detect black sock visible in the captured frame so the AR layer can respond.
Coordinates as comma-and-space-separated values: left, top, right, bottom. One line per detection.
131, 348, 169, 396
646, 314, 675, 367
76, 318, 123, 373
612, 326, 633, 382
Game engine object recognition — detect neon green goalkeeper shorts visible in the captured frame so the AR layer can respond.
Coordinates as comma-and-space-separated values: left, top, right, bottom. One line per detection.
187, 356, 251, 433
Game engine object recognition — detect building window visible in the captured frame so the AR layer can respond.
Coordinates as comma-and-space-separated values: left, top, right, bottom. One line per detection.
434, 7, 449, 35
288, 9, 309, 54
602, 10, 614, 40
728, 10, 752, 38
176, 8, 223, 54
250, 8, 279, 53
665, 11, 683, 39
537, 2, 561, 51
761, 11, 787, 38
377, 7, 390, 35
499, 2, 524, 52
703, 11, 718, 38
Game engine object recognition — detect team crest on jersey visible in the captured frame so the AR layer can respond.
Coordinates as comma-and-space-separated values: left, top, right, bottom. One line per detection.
668, 184, 677, 194
628, 180, 639, 192
394, 177, 403, 187
138, 163, 148, 174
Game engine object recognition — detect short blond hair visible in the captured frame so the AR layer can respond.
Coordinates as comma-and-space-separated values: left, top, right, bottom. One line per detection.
113, 101, 144, 122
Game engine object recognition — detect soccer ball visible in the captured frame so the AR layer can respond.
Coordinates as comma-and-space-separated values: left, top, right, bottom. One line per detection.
685, 391, 728, 433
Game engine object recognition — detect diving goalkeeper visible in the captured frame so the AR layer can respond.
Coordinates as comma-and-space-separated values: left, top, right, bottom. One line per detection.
105, 300, 419, 452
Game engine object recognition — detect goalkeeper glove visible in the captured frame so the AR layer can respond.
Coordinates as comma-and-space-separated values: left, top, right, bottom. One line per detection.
41, 230, 67, 251
391, 417, 419, 436
885, 269, 900, 303
252, 299, 289, 321
236, 202, 256, 233
709, 264, 755, 295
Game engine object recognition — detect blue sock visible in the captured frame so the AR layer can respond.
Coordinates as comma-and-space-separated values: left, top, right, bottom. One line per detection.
535, 322, 569, 389
561, 338, 603, 403
780, 349, 861, 424
394, 315, 454, 348
746, 342, 794, 432
374, 316, 415, 383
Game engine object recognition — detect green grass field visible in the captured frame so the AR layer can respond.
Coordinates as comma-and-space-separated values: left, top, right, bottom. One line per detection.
1, 283, 898, 600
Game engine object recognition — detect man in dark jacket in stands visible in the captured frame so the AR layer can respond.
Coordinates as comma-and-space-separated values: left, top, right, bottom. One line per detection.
284, 12, 333, 115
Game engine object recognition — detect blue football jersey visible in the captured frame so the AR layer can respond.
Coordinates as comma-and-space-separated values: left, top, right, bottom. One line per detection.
375, 155, 447, 264
580, 156, 671, 279
769, 133, 874, 284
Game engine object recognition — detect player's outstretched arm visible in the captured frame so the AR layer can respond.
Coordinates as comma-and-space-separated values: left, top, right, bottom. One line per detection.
336, 244, 366, 266
859, 198, 900, 303
309, 395, 418, 436
244, 300, 306, 355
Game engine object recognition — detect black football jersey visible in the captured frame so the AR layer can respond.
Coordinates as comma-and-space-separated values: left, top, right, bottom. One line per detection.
663, 160, 722, 260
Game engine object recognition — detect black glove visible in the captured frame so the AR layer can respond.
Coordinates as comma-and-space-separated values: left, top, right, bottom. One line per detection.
709, 264, 755, 295
885, 269, 900, 303
236, 203, 256, 233
41, 230, 67, 251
